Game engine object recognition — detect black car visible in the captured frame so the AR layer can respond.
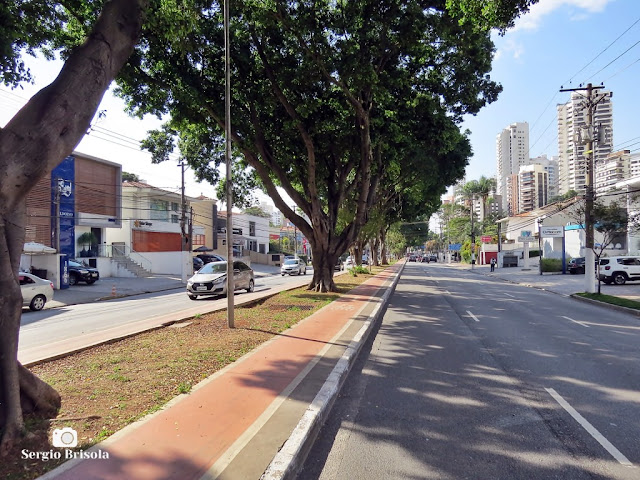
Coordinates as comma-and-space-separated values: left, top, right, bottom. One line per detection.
429, 254, 437, 262
334, 258, 344, 271
68, 259, 100, 285
197, 253, 226, 264
568, 257, 585, 274
193, 256, 204, 271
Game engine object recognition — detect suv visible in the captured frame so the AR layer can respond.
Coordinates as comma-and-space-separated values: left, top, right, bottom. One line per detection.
598, 256, 640, 285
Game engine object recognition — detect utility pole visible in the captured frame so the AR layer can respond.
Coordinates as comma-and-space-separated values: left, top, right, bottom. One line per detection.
470, 196, 476, 269
560, 83, 610, 293
224, 0, 234, 328
179, 161, 188, 283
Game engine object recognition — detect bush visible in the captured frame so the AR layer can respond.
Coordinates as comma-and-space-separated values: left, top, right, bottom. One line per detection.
529, 249, 540, 258
541, 258, 563, 272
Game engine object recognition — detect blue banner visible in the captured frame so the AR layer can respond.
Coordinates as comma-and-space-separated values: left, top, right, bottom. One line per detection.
51, 156, 75, 259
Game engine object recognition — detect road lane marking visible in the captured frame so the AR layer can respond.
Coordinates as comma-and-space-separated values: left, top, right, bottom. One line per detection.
562, 315, 590, 328
503, 293, 515, 298
545, 388, 633, 466
466, 310, 480, 322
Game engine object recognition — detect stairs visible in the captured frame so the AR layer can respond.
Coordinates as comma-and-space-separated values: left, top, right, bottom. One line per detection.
112, 252, 152, 277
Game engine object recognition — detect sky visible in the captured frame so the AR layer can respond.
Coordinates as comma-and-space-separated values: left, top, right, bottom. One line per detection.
1, 0, 639, 205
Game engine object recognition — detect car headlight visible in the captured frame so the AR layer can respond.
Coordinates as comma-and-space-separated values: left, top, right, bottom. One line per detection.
79, 269, 88, 274
213, 276, 226, 285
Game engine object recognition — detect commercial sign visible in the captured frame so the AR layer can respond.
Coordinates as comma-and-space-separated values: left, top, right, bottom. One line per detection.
51, 155, 75, 259
481, 236, 492, 243
517, 236, 535, 243
540, 226, 564, 238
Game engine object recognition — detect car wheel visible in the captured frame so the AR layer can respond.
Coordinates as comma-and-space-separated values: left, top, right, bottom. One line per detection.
30, 294, 46, 311
86, 279, 96, 285
188, 294, 198, 300
613, 272, 627, 285
603, 278, 613, 284
303, 267, 306, 275
246, 279, 254, 293
281, 273, 285, 276
569, 270, 575, 275
69, 274, 78, 286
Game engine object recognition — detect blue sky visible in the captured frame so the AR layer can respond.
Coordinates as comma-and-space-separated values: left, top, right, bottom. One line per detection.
463, 0, 639, 182
1, 0, 638, 202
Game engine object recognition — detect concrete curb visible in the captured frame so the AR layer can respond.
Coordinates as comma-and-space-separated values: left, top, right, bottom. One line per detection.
260, 262, 405, 480
570, 293, 640, 317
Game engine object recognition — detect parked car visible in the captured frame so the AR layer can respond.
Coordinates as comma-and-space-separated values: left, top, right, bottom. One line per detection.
344, 256, 355, 268
568, 257, 585, 274
20, 272, 54, 311
334, 258, 344, 271
408, 255, 417, 262
193, 256, 204, 272
429, 254, 437, 262
421, 255, 430, 263
598, 256, 640, 285
281, 258, 307, 276
187, 260, 254, 300
68, 259, 100, 285
197, 253, 226, 264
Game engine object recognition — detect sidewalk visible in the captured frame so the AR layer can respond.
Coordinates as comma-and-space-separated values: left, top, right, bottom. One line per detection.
38, 262, 403, 480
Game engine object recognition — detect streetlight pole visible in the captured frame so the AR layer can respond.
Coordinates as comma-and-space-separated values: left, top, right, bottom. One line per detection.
224, 0, 234, 328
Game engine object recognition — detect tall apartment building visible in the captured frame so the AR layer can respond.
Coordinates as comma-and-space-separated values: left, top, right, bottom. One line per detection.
496, 122, 529, 215
530, 155, 559, 200
595, 150, 640, 194
557, 90, 613, 196
518, 164, 549, 213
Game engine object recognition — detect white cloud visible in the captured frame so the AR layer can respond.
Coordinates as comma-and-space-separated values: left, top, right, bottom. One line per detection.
512, 0, 613, 32
495, 38, 525, 61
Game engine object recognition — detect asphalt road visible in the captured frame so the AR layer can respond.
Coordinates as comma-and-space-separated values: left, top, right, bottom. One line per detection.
18, 272, 312, 364
300, 262, 640, 480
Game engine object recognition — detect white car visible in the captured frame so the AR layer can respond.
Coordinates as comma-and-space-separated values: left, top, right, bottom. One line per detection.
281, 258, 306, 276
20, 272, 54, 311
186, 261, 254, 300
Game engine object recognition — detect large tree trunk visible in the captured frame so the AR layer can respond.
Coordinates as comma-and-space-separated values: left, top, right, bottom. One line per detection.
0, 0, 147, 454
380, 229, 388, 265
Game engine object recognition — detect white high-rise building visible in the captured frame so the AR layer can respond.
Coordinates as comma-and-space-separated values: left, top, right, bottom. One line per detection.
496, 122, 529, 215
557, 90, 613, 196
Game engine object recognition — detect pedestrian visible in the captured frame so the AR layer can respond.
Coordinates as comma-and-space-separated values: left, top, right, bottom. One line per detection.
490, 257, 496, 272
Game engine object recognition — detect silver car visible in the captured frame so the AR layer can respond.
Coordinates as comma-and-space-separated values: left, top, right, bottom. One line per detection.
20, 272, 54, 311
187, 260, 254, 300
281, 258, 306, 276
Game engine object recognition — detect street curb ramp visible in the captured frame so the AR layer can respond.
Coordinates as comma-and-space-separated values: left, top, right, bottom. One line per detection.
261, 262, 404, 480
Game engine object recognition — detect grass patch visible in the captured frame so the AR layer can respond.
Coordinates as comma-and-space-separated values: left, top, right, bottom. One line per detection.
575, 292, 640, 310
5, 265, 389, 480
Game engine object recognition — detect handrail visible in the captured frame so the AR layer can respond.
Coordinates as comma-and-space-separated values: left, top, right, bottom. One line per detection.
111, 244, 153, 273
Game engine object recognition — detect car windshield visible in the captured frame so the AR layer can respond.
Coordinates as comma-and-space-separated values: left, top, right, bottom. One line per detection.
69, 261, 83, 267
198, 262, 227, 274
284, 259, 299, 265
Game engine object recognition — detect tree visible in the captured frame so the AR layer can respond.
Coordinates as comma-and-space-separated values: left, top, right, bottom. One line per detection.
122, 171, 140, 182
113, 1, 535, 293
476, 175, 497, 221
0, 0, 148, 454
243, 206, 270, 218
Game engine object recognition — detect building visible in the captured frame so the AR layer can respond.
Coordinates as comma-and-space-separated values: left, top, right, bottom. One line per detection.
518, 164, 548, 213
595, 150, 633, 194
23, 152, 122, 286
496, 122, 529, 213
530, 155, 558, 200
105, 181, 205, 275
557, 90, 613, 196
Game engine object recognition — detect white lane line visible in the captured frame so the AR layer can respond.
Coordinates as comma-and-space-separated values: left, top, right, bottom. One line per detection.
562, 315, 590, 328
466, 310, 480, 322
444, 290, 451, 295
503, 293, 515, 298
545, 388, 633, 467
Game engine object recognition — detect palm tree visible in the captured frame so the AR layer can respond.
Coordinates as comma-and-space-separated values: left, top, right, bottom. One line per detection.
476, 176, 497, 221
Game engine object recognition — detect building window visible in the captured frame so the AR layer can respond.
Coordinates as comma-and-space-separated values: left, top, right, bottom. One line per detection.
150, 199, 169, 221
171, 214, 179, 224
171, 202, 179, 212
249, 221, 256, 237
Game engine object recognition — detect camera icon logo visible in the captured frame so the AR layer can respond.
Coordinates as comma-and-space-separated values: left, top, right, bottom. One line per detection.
52, 427, 78, 448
